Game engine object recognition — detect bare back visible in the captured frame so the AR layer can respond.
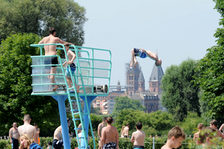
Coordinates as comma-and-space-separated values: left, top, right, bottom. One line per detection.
39, 35, 65, 56
131, 130, 145, 146
18, 124, 36, 141
122, 126, 129, 136
53, 126, 62, 140
102, 125, 118, 144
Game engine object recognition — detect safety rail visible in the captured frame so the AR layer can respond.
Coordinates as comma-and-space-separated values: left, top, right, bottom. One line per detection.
30, 43, 112, 149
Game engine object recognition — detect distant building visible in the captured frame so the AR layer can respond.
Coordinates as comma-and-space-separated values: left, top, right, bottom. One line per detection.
126, 63, 142, 96
92, 81, 126, 114
92, 62, 164, 114
149, 65, 164, 95
125, 62, 164, 113
142, 93, 159, 113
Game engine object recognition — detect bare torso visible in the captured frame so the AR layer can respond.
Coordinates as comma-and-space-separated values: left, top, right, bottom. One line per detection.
39, 35, 61, 56
53, 126, 62, 140
122, 126, 129, 136
131, 130, 145, 146
18, 124, 36, 141
9, 127, 20, 139
102, 125, 118, 144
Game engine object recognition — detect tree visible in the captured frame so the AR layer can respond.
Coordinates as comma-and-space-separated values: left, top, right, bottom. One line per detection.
162, 59, 200, 121
113, 96, 145, 115
193, 0, 224, 124
0, 0, 86, 45
0, 33, 60, 136
114, 109, 174, 136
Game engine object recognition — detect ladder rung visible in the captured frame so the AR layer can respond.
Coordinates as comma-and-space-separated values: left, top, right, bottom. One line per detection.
76, 128, 82, 130
72, 109, 79, 112
73, 112, 79, 115
68, 87, 75, 90
74, 118, 80, 121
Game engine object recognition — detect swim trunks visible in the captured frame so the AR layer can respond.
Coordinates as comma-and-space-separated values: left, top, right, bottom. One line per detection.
52, 139, 63, 149
66, 63, 76, 77
133, 145, 144, 149
103, 142, 116, 149
133, 48, 147, 58
44, 57, 58, 67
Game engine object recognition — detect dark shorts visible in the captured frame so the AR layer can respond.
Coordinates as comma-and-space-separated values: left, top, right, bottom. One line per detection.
133, 145, 144, 149
44, 57, 58, 67
66, 63, 76, 77
12, 138, 19, 149
133, 48, 147, 58
52, 139, 63, 149
103, 142, 116, 149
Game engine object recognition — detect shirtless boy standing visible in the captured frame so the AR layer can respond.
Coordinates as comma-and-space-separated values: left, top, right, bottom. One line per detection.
38, 27, 72, 91
18, 114, 37, 143
131, 122, 145, 149
63, 44, 77, 89
101, 117, 119, 149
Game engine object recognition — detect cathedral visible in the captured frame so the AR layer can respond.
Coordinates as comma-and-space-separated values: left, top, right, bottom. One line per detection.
126, 62, 164, 113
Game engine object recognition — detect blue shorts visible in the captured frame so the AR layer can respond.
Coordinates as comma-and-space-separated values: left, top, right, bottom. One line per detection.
134, 48, 147, 58
66, 63, 76, 77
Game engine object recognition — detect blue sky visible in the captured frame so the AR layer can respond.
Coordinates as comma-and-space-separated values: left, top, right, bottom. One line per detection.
75, 0, 220, 89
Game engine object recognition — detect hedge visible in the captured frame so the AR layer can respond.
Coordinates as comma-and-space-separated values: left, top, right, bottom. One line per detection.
0, 136, 212, 149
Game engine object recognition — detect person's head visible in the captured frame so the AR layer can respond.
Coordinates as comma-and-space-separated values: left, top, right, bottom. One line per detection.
136, 122, 142, 130
103, 117, 107, 123
167, 126, 185, 148
210, 120, 218, 129
23, 114, 31, 123
197, 123, 204, 130
20, 135, 32, 148
64, 43, 70, 51
49, 27, 56, 36
67, 118, 71, 127
106, 116, 113, 124
125, 123, 129, 127
13, 122, 17, 128
155, 59, 162, 66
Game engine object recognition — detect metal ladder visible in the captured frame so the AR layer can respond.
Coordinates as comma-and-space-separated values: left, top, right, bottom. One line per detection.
30, 43, 112, 149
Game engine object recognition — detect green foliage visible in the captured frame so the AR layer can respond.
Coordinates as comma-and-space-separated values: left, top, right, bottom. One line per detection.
114, 109, 174, 136
148, 111, 175, 135
178, 112, 206, 135
192, 0, 224, 125
0, 33, 60, 136
0, 140, 11, 149
162, 59, 200, 121
113, 96, 145, 115
0, 0, 86, 45
195, 46, 224, 123
90, 114, 103, 132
